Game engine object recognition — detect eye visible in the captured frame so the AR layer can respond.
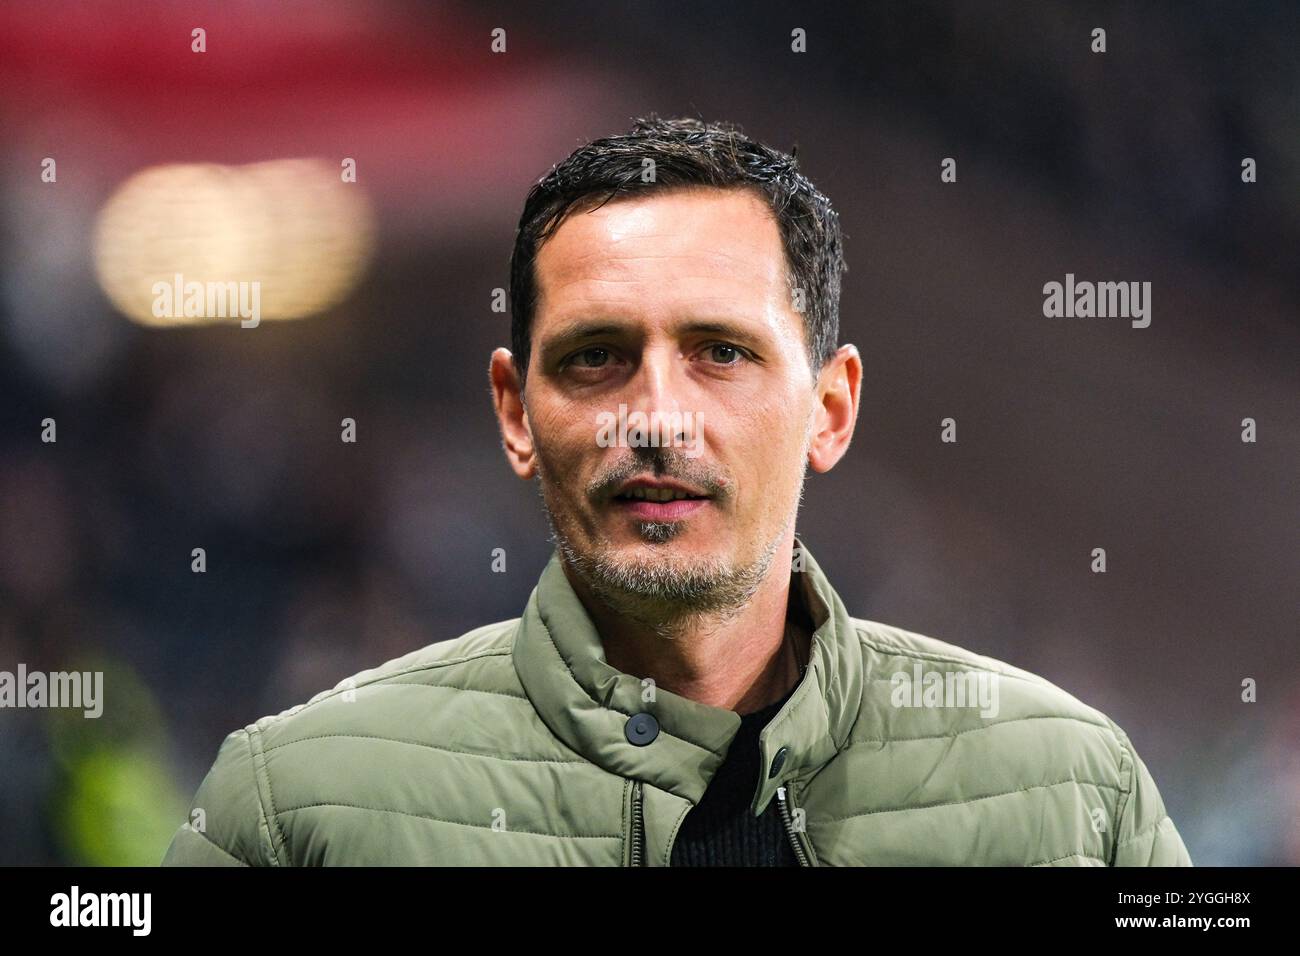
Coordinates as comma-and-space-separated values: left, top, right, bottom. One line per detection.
704, 343, 747, 365
567, 347, 612, 369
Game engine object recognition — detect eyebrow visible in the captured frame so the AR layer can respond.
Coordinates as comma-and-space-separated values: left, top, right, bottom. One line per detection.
539, 318, 767, 365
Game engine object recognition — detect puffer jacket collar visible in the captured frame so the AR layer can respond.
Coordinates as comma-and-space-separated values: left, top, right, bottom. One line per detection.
512, 535, 865, 815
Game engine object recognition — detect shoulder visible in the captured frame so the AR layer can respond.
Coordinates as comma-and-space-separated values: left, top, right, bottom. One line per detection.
809, 618, 1187, 865
163, 618, 529, 865
848, 615, 1134, 773
245, 617, 524, 744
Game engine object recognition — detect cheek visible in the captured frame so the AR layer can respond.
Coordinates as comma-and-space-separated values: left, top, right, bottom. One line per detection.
725, 399, 809, 488
532, 410, 600, 496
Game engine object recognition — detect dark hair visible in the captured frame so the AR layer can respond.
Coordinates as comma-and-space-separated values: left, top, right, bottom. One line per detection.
508, 115, 846, 390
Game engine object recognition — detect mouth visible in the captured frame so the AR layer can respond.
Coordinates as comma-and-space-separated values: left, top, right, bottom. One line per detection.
609, 480, 713, 521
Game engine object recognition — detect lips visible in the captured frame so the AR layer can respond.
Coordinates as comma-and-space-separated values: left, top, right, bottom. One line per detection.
610, 477, 712, 520
611, 477, 710, 501
612, 496, 710, 521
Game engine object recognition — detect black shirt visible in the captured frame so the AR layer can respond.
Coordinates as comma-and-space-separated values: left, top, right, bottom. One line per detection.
669, 683, 800, 866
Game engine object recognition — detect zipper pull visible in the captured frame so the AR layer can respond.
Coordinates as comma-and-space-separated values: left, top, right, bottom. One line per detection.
775, 784, 812, 866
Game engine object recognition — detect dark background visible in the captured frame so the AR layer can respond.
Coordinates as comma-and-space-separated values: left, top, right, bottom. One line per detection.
0, 0, 1296, 864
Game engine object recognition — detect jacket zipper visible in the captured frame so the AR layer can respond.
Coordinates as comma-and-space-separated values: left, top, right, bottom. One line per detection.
631, 780, 812, 866
776, 784, 813, 866
629, 780, 645, 866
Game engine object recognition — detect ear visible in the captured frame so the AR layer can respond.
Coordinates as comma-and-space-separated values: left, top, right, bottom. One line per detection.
807, 344, 862, 474
490, 348, 537, 479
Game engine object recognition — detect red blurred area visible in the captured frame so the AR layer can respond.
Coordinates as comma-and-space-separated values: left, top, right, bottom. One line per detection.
0, 1, 618, 229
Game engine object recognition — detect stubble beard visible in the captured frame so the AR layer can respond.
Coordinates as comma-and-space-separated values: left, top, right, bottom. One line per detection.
535, 448, 809, 641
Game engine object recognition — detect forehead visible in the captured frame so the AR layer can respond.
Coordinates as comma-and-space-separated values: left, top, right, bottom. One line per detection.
533, 187, 789, 317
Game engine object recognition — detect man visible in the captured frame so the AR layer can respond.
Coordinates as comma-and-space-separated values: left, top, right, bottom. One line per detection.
162, 116, 1191, 866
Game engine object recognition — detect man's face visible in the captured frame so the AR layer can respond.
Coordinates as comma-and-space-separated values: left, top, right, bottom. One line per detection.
509, 187, 821, 624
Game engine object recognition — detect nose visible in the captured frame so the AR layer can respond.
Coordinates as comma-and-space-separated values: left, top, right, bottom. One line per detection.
625, 343, 695, 448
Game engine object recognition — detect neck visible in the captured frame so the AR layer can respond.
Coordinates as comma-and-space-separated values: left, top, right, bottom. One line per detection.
564, 534, 811, 714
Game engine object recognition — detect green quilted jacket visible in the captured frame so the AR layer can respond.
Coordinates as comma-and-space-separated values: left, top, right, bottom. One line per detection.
161, 537, 1192, 866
